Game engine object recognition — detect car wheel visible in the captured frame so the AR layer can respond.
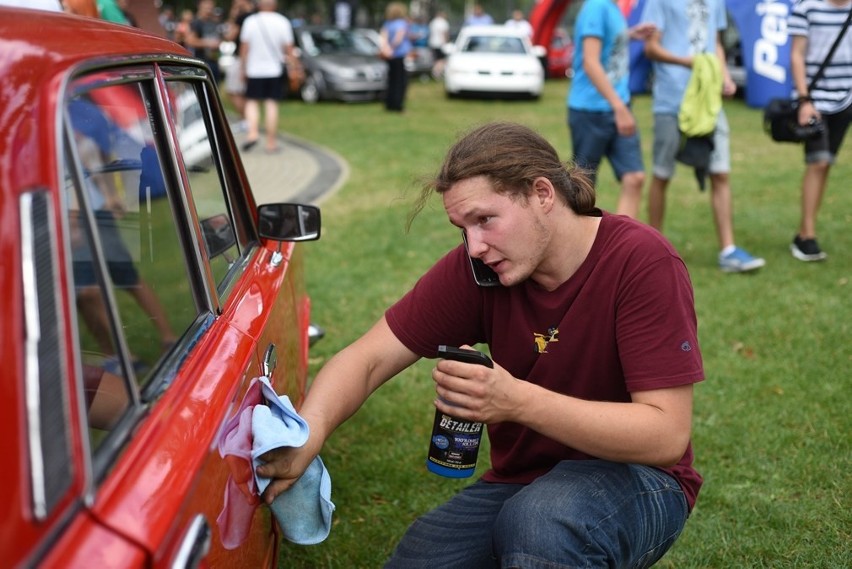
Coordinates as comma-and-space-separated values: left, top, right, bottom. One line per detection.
301, 74, 320, 104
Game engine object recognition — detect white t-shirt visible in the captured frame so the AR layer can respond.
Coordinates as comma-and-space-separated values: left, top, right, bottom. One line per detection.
240, 11, 294, 78
428, 15, 450, 49
505, 18, 533, 39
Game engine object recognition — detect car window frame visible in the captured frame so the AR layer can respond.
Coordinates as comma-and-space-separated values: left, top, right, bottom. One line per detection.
159, 66, 256, 304
58, 57, 264, 486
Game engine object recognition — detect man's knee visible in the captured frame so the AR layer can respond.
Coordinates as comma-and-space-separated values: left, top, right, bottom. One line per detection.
492, 486, 597, 564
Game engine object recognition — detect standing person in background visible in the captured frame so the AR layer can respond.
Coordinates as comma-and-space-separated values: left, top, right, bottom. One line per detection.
568, 0, 656, 219
97, 0, 129, 24
173, 8, 195, 47
159, 5, 177, 39
787, 0, 852, 262
381, 2, 411, 113
223, 0, 255, 133
63, 0, 99, 18
505, 9, 533, 39
642, 0, 766, 273
428, 9, 450, 78
186, 0, 224, 81
239, 0, 294, 153
464, 3, 493, 26
116, 0, 136, 26
409, 14, 429, 49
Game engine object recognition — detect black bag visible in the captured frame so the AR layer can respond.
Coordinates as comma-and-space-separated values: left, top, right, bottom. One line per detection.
764, 6, 852, 143
764, 98, 825, 143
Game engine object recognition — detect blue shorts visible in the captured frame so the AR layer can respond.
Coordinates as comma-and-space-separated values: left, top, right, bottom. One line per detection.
568, 108, 644, 184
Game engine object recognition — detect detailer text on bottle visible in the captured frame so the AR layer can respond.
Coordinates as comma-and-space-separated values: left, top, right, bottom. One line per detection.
426, 345, 493, 478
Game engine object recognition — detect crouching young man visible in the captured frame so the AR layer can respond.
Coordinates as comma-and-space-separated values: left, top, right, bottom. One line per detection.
257, 122, 704, 567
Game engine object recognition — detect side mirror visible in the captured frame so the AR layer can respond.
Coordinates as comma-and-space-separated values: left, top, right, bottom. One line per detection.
532, 45, 547, 58
258, 203, 321, 242
200, 214, 237, 258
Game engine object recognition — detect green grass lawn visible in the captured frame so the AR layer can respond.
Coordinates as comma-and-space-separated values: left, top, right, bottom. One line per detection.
269, 79, 851, 567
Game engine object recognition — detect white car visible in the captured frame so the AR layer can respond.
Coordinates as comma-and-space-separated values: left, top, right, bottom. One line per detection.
443, 25, 546, 99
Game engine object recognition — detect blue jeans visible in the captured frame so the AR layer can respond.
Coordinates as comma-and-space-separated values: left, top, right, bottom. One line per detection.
568, 108, 645, 184
385, 460, 688, 569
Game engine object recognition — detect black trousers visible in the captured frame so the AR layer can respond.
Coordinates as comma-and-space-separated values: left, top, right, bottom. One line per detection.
385, 57, 408, 111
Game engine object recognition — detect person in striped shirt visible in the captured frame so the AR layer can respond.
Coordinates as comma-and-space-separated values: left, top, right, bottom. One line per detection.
789, 0, 852, 261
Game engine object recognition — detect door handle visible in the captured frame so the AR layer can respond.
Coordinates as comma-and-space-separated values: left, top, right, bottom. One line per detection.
263, 343, 277, 379
171, 514, 210, 569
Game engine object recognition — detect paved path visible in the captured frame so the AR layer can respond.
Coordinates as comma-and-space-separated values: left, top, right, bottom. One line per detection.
231, 124, 349, 206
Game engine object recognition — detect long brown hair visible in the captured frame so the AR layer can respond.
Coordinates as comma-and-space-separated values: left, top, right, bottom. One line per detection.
410, 122, 596, 226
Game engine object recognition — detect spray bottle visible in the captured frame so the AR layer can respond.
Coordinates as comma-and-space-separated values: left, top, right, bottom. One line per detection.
426, 345, 493, 478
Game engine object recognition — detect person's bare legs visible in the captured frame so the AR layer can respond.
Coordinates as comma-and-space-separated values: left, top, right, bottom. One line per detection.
708, 172, 735, 250
126, 280, 178, 346
76, 286, 115, 354
230, 92, 246, 119
798, 160, 830, 238
647, 175, 669, 230
616, 171, 645, 219
244, 98, 260, 145
263, 98, 280, 151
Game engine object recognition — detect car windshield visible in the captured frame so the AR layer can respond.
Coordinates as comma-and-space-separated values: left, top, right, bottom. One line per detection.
462, 35, 526, 55
301, 28, 374, 56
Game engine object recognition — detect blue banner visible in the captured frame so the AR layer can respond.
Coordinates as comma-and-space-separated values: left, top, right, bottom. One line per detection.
727, 0, 793, 108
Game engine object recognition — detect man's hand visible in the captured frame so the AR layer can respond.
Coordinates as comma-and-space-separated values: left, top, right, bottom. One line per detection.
629, 22, 657, 42
722, 75, 737, 97
255, 442, 319, 504
798, 100, 820, 126
614, 104, 637, 137
432, 346, 519, 424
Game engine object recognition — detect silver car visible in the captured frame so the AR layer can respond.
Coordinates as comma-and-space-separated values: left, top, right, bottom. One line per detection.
293, 25, 388, 103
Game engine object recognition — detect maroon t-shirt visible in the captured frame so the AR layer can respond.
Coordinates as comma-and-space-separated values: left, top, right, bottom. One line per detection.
386, 213, 704, 510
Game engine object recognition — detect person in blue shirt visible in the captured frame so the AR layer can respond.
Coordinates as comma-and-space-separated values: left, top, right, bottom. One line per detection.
568, 0, 655, 219
642, 0, 766, 273
381, 2, 412, 112
464, 3, 493, 27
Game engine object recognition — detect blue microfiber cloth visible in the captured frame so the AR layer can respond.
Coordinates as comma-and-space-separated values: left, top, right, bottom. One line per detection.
252, 376, 335, 545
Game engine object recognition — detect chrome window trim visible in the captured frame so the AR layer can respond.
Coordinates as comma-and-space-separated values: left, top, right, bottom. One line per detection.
20, 192, 48, 520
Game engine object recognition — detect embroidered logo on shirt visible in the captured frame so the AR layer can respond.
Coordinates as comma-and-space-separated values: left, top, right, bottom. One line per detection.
681, 341, 692, 352
533, 327, 560, 354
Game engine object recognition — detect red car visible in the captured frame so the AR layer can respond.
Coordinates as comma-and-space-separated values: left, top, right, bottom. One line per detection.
1, 7, 321, 568
547, 28, 574, 79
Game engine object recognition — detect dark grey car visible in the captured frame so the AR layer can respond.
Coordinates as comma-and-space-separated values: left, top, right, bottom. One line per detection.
294, 25, 387, 103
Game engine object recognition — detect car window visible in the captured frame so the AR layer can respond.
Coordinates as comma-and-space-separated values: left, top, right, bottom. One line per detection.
64, 77, 199, 449
464, 35, 526, 55
164, 79, 242, 294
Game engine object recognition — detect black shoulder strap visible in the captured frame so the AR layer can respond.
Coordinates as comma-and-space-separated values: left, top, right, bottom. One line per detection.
808, 6, 852, 92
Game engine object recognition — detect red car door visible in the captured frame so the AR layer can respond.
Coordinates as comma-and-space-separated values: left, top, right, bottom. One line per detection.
24, 56, 312, 569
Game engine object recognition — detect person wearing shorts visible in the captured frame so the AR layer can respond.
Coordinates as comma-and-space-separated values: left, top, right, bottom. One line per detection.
239, 0, 294, 153
223, 0, 255, 132
568, 0, 656, 218
787, 0, 852, 261
642, 0, 765, 273
428, 9, 449, 78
